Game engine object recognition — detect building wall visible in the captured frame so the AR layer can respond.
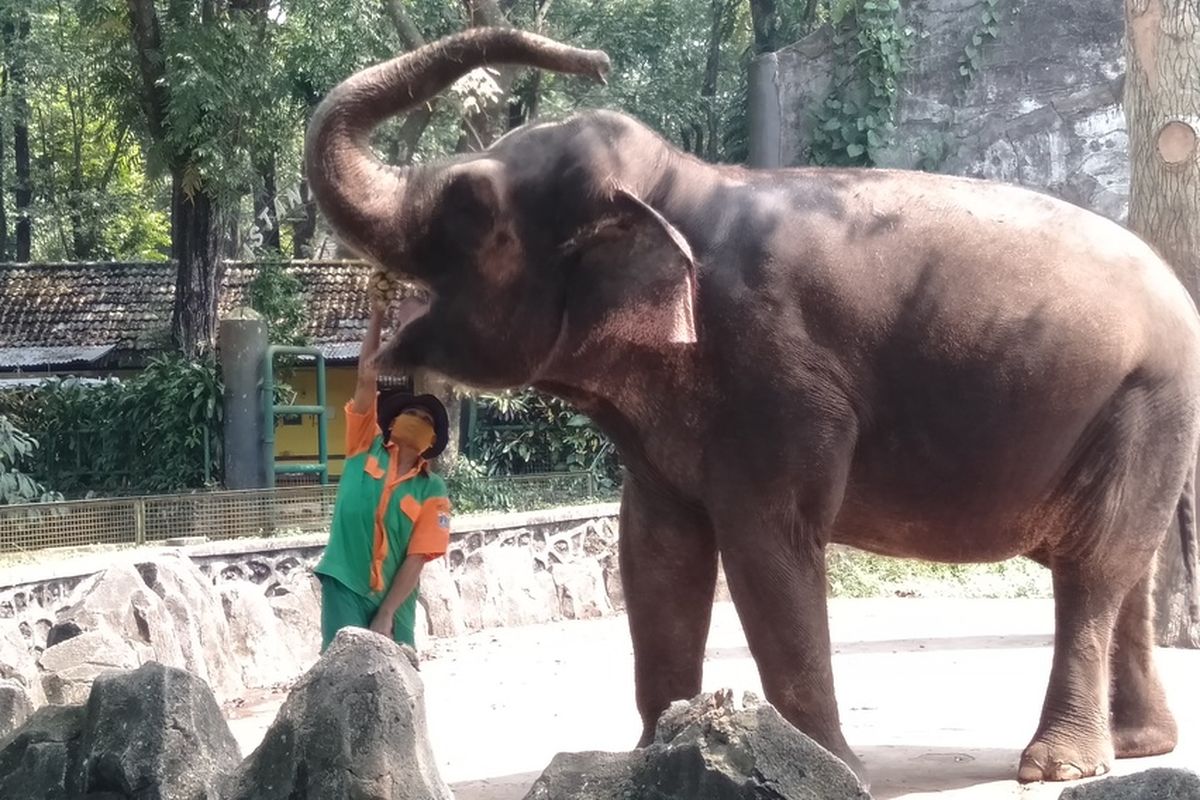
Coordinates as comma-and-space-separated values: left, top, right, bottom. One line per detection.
272, 365, 358, 477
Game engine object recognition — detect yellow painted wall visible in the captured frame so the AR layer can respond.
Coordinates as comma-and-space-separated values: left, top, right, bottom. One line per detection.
272, 365, 358, 477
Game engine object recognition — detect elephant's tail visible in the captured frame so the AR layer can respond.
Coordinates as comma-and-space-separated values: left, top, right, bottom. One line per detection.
1176, 463, 1199, 622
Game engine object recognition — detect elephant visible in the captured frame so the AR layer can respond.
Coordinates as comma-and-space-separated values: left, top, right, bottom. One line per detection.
304, 28, 1200, 785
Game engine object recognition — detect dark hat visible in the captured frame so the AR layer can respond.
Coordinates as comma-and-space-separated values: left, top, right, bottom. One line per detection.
377, 392, 450, 459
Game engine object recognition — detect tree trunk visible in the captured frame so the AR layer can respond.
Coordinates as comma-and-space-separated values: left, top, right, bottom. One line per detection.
749, 0, 780, 54
456, 0, 519, 152
0, 66, 7, 260
292, 163, 318, 259
254, 153, 282, 254
171, 170, 226, 358
383, 0, 436, 165
6, 10, 32, 261
1124, 0, 1200, 649
701, 0, 726, 162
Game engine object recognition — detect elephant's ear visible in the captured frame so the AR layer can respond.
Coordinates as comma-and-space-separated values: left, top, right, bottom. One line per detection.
560, 189, 698, 350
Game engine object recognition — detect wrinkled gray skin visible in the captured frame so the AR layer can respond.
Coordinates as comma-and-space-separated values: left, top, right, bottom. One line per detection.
305, 28, 1200, 787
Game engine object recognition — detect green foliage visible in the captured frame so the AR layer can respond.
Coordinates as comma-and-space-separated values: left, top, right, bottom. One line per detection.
826, 547, 1052, 599
467, 389, 620, 484
0, 415, 61, 504
958, 0, 1006, 86
0, 357, 223, 497
443, 457, 618, 514
1, 0, 170, 261
4, 0, 768, 264
247, 257, 306, 346
809, 0, 912, 167
535, 0, 753, 163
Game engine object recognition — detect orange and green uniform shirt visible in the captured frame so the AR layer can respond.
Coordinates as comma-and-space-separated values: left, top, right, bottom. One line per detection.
315, 398, 451, 647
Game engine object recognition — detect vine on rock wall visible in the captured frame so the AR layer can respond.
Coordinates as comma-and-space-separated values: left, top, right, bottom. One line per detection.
958, 0, 1017, 87
810, 0, 912, 167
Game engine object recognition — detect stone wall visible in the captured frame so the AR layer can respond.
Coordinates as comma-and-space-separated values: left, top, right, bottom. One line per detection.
0, 504, 634, 736
753, 0, 1128, 220
185, 503, 629, 639
0, 503, 624, 642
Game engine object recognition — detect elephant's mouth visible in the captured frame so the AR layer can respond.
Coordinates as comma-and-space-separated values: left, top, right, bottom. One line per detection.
392, 293, 431, 333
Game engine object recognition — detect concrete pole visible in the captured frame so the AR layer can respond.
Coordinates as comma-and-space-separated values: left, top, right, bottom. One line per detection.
219, 308, 269, 489
748, 52, 783, 169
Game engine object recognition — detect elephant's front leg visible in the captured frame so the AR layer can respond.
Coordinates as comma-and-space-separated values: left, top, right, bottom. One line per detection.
717, 524, 866, 782
620, 475, 719, 745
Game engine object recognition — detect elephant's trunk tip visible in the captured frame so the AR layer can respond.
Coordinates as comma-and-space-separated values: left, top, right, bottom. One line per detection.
583, 50, 611, 85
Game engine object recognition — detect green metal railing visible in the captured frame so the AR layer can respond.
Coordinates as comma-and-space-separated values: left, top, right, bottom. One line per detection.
262, 345, 329, 487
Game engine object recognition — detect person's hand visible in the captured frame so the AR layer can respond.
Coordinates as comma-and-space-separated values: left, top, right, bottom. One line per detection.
368, 607, 395, 638
368, 268, 398, 314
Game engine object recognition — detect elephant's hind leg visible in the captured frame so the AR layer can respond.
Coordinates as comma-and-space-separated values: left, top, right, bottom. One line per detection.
1018, 389, 1191, 782
1110, 567, 1178, 758
1019, 565, 1123, 782
619, 475, 719, 747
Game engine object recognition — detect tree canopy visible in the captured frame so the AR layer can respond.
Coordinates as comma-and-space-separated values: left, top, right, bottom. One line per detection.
0, 0, 793, 274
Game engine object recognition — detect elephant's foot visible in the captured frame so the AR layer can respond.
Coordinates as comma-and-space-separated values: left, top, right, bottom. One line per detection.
1017, 737, 1113, 783
834, 745, 870, 792
1111, 709, 1177, 758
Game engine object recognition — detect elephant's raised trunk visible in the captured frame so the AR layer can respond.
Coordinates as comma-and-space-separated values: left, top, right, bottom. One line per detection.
304, 28, 611, 261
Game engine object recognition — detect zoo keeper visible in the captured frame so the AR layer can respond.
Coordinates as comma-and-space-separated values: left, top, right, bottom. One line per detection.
314, 274, 452, 651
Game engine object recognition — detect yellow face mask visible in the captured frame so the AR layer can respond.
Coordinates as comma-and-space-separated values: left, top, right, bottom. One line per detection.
389, 414, 436, 454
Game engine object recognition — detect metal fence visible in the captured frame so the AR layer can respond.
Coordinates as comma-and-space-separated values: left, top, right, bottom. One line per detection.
446, 470, 616, 514
0, 485, 336, 554
0, 472, 619, 556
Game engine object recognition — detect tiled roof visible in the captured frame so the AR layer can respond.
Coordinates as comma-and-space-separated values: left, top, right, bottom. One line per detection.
220, 261, 380, 351
0, 262, 176, 355
0, 260, 405, 367
0, 345, 116, 369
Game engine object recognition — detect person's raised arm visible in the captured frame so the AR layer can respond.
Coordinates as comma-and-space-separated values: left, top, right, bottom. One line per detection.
351, 270, 393, 414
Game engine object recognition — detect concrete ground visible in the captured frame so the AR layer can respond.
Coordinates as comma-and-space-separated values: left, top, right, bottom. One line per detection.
226, 598, 1200, 799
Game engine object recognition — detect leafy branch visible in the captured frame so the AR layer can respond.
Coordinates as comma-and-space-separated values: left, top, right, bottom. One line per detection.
809, 0, 912, 167
0, 415, 61, 504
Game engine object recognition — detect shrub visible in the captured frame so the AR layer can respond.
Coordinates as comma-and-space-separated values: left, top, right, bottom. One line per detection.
0, 355, 223, 497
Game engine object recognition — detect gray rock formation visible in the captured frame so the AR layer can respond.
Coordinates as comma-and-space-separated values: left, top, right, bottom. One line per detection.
1058, 768, 1200, 799
0, 618, 46, 707
760, 0, 1128, 221
0, 662, 240, 800
523, 690, 870, 800
458, 547, 559, 631
135, 556, 244, 700
35, 557, 247, 707
220, 580, 295, 689
39, 629, 142, 705
265, 571, 323, 667
225, 627, 453, 800
550, 561, 612, 621
0, 704, 86, 800
72, 662, 241, 799
418, 557, 468, 638
0, 677, 35, 740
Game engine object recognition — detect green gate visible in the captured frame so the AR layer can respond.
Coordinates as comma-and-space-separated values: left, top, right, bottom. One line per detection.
262, 345, 329, 487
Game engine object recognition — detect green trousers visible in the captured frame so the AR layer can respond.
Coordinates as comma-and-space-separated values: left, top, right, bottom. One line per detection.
318, 574, 415, 651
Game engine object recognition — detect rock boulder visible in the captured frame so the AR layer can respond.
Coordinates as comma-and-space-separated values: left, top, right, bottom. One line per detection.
38, 629, 141, 706
0, 704, 86, 800
220, 580, 296, 689
550, 560, 611, 621
225, 626, 453, 800
1058, 768, 1200, 799
72, 661, 241, 799
0, 677, 34, 740
265, 571, 322, 668
135, 556, 244, 700
523, 690, 870, 800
